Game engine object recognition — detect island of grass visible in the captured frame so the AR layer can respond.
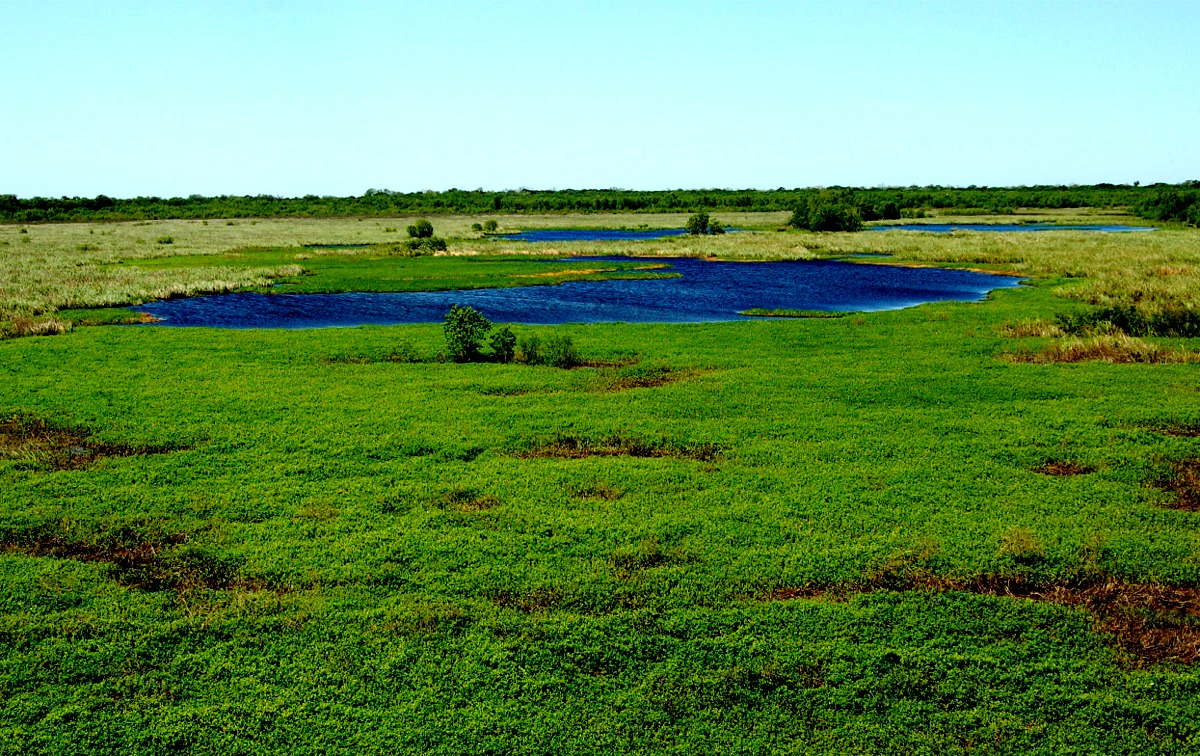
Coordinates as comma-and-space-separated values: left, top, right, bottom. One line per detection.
739, 308, 849, 318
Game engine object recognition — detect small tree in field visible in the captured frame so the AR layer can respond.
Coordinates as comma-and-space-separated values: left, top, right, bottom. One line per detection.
685, 212, 710, 235
407, 218, 434, 239
444, 305, 492, 362
483, 219, 499, 233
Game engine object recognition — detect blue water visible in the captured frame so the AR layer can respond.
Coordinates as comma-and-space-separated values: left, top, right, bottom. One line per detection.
870, 223, 1153, 233
131, 256, 1023, 329
501, 228, 699, 242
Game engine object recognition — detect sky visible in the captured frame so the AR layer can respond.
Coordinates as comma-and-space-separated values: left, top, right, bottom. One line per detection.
2, 0, 1198, 197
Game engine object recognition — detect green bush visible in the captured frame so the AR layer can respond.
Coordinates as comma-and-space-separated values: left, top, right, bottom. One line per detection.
490, 326, 516, 363
156, 236, 174, 245
544, 334, 580, 368
686, 212, 709, 235
407, 218, 434, 238
787, 192, 864, 232
443, 305, 492, 362
515, 334, 541, 365
483, 219, 499, 233
471, 222, 483, 232
404, 236, 447, 254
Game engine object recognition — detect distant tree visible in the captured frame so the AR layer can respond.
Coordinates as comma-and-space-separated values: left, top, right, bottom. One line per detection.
483, 219, 499, 233
407, 218, 434, 238
443, 305, 492, 362
686, 212, 710, 235
708, 218, 726, 234
787, 193, 864, 232
471, 222, 483, 232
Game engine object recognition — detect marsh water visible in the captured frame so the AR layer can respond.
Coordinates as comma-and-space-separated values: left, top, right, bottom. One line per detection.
870, 223, 1153, 233
132, 256, 1023, 328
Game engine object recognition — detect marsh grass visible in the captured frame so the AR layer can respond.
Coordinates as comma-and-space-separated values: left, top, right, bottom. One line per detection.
1002, 333, 1200, 364
998, 318, 1065, 338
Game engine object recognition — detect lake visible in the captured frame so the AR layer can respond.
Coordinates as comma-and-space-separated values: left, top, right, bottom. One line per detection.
131, 256, 1024, 329
870, 223, 1153, 233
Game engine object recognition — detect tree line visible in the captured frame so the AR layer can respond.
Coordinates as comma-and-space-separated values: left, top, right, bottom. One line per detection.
1, 183, 1197, 225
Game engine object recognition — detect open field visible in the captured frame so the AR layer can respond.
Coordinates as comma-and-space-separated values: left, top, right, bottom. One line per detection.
3, 212, 1200, 753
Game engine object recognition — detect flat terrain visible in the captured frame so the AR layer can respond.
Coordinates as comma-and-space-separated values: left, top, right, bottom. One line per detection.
2, 212, 1200, 754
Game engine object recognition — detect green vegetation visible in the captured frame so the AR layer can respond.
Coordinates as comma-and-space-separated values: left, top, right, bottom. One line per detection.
3, 210, 1200, 751
739, 308, 848, 318
443, 305, 494, 362
3, 183, 1198, 223
788, 191, 865, 232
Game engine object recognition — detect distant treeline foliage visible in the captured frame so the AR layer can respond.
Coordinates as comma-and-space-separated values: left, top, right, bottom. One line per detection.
1, 183, 1198, 224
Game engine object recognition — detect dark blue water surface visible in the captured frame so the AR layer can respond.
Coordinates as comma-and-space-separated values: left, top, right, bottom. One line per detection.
132, 257, 1023, 329
501, 228, 697, 242
870, 223, 1153, 233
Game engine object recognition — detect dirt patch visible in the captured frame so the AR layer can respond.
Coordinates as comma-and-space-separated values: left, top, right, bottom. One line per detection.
0, 413, 180, 471
587, 365, 698, 393
1032, 460, 1095, 476
764, 571, 1200, 667
521, 432, 721, 462
489, 587, 564, 612
566, 480, 624, 501
1143, 422, 1200, 438
1153, 460, 1200, 511
436, 487, 499, 512
1, 530, 240, 592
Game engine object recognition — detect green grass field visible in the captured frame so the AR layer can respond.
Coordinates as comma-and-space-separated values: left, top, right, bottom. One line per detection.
3, 213, 1200, 753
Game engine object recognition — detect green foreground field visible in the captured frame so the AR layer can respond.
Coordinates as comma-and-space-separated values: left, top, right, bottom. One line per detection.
3, 213, 1200, 754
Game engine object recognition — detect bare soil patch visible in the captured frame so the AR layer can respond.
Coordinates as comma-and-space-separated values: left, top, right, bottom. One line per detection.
1032, 460, 1095, 476
0, 413, 180, 471
521, 432, 721, 462
1154, 460, 1200, 511
764, 570, 1200, 667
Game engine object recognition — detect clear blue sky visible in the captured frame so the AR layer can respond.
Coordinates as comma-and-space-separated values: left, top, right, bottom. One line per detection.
2, 0, 1197, 197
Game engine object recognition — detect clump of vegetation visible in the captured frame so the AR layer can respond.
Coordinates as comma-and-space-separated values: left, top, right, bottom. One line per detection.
156, 236, 174, 245
407, 219, 434, 239
1, 316, 72, 339
471, 222, 483, 232
1003, 333, 1200, 364
443, 305, 494, 362
685, 212, 725, 235
489, 326, 516, 364
514, 332, 579, 368
999, 318, 1066, 338
483, 219, 499, 233
787, 192, 864, 232
1056, 305, 1200, 338
402, 218, 447, 254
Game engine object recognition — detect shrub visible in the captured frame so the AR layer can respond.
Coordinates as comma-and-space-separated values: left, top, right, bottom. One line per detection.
443, 305, 492, 362
709, 218, 726, 234
544, 334, 580, 368
407, 219, 434, 239
788, 193, 864, 232
685, 212, 709, 235
483, 219, 499, 233
404, 236, 447, 254
471, 222, 483, 232
490, 326, 516, 363
156, 236, 174, 244
515, 334, 541, 365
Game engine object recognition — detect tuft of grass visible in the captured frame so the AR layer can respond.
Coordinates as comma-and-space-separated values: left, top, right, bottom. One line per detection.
1002, 333, 1200, 364
999, 318, 1066, 337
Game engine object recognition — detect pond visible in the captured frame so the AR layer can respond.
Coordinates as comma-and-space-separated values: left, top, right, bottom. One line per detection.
870, 223, 1153, 233
131, 256, 1023, 329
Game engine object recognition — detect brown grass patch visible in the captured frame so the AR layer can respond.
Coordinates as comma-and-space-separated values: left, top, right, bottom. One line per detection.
1002, 333, 1200, 364
1032, 460, 1095, 476
764, 569, 1200, 667
1, 316, 72, 339
998, 318, 1066, 338
1143, 422, 1200, 438
437, 487, 499, 512
0, 413, 180, 471
1153, 460, 1200, 511
489, 587, 564, 612
587, 364, 697, 392
521, 432, 721, 462
0, 530, 241, 592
